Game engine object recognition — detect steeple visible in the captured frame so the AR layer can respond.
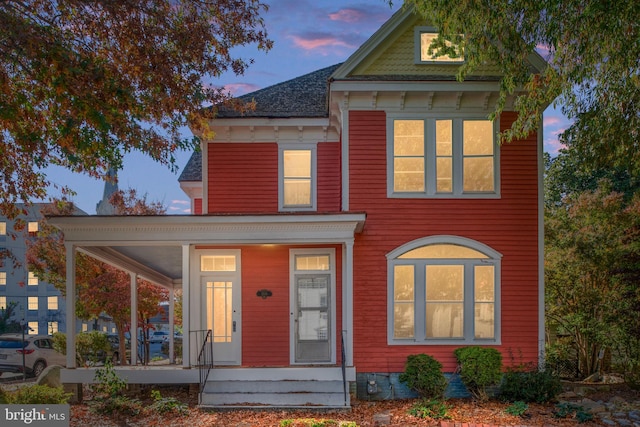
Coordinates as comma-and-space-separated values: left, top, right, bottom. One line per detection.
96, 167, 119, 215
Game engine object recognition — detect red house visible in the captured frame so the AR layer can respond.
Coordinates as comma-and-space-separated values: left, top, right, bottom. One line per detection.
54, 6, 546, 408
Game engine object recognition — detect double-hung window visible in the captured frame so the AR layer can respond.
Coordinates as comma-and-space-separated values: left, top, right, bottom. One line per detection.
389, 117, 498, 197
279, 144, 316, 211
387, 236, 501, 345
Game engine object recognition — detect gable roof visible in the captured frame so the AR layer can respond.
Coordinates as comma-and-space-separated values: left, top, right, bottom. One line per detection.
331, 5, 546, 81
215, 63, 341, 119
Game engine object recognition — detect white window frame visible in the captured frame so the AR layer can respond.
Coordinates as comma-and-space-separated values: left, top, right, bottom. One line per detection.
414, 26, 464, 64
289, 248, 336, 365
387, 235, 502, 345
387, 114, 500, 198
278, 143, 317, 212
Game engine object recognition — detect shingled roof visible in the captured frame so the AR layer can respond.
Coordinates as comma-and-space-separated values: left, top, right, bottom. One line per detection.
215, 63, 341, 118
179, 64, 340, 183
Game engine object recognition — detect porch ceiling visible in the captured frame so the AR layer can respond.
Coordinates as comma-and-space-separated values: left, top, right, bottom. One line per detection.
49, 213, 366, 289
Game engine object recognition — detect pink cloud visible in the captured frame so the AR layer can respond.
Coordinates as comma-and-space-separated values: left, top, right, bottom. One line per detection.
223, 83, 262, 96
289, 34, 354, 51
329, 8, 366, 23
543, 116, 562, 126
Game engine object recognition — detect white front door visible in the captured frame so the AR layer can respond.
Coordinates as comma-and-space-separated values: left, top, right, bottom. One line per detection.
200, 251, 241, 365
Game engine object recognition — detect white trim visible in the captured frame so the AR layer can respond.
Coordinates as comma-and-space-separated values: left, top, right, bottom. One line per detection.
202, 141, 208, 214
50, 214, 366, 245
289, 248, 336, 365
342, 240, 354, 366
341, 108, 350, 211
182, 244, 191, 368
538, 115, 545, 363
130, 272, 138, 366
386, 235, 502, 345
386, 115, 500, 199
64, 242, 76, 369
414, 26, 465, 64
196, 249, 242, 366
278, 143, 317, 212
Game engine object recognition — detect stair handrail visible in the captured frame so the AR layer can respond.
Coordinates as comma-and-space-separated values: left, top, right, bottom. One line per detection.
195, 329, 214, 393
341, 329, 347, 406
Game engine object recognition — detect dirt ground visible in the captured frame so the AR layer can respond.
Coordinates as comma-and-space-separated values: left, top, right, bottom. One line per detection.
68, 383, 639, 427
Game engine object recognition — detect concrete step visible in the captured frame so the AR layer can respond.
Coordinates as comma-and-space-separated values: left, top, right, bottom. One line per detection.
199, 370, 350, 408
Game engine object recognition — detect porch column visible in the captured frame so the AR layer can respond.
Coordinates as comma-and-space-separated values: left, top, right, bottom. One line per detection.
130, 272, 137, 366
181, 244, 190, 368
343, 239, 354, 366
65, 242, 76, 368
168, 286, 175, 364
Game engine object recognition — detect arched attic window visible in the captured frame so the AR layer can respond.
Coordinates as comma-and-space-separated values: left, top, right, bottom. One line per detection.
387, 235, 501, 345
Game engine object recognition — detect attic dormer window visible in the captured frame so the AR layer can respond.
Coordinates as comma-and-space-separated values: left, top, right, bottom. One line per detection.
415, 27, 464, 64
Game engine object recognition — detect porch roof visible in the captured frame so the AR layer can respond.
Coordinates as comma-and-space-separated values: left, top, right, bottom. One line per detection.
49, 213, 366, 289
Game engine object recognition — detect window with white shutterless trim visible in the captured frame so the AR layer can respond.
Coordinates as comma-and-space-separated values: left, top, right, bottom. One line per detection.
388, 116, 499, 198
278, 144, 317, 211
387, 236, 501, 345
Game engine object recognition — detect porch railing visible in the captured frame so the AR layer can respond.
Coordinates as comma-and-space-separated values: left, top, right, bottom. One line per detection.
341, 330, 347, 406
193, 329, 214, 393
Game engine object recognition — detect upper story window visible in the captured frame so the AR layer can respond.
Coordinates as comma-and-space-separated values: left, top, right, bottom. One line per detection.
0, 296, 6, 310
28, 271, 38, 286
48, 296, 59, 310
387, 236, 501, 345
279, 144, 316, 211
28, 296, 38, 310
388, 117, 498, 198
28, 221, 38, 234
415, 27, 464, 64
0, 271, 6, 286
0, 222, 6, 235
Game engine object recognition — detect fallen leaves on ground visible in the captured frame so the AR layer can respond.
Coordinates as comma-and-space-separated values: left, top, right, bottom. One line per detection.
69, 387, 616, 427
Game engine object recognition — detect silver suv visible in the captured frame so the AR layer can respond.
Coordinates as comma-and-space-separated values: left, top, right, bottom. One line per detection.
0, 334, 66, 377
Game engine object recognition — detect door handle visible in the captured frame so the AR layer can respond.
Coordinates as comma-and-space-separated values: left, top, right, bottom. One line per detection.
233, 321, 236, 332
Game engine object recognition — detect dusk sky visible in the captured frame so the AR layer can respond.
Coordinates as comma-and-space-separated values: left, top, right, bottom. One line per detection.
44, 0, 569, 215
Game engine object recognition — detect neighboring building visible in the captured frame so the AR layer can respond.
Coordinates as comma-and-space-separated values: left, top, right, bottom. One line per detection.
0, 204, 68, 335
52, 6, 549, 408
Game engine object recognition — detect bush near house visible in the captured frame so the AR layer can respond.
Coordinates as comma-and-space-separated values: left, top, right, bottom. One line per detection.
399, 353, 448, 399
52, 331, 111, 366
454, 347, 502, 401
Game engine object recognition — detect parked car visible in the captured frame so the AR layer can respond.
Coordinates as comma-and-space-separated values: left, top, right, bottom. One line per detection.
106, 333, 131, 364
0, 334, 66, 377
149, 330, 169, 344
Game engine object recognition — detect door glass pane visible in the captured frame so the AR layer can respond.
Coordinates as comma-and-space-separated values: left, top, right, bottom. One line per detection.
297, 277, 328, 341
201, 256, 236, 272
206, 281, 233, 343
295, 255, 330, 271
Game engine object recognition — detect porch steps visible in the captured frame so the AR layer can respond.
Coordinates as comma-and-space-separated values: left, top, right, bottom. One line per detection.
199, 367, 351, 409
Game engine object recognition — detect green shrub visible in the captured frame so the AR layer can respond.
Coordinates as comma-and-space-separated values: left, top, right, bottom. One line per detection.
504, 401, 528, 417
9, 385, 71, 404
408, 398, 452, 420
399, 353, 448, 399
454, 346, 502, 401
499, 368, 562, 403
92, 359, 126, 398
554, 402, 593, 423
92, 395, 143, 416
52, 331, 111, 366
149, 389, 188, 415
0, 387, 9, 404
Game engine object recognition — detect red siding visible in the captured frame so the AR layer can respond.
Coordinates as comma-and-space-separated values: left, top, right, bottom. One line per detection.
349, 110, 539, 372
207, 143, 278, 213
317, 142, 341, 212
206, 141, 341, 213
193, 198, 202, 215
